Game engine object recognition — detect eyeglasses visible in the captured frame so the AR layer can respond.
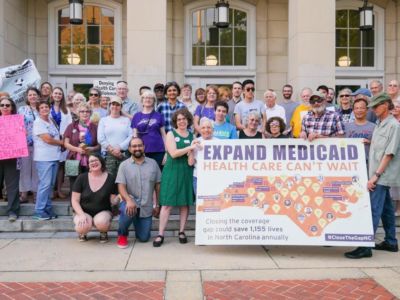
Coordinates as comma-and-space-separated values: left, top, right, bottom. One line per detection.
0, 104, 11, 108
270, 122, 280, 127
309, 97, 324, 104
249, 118, 259, 123
79, 110, 91, 114
246, 87, 255, 92
389, 84, 398, 87
88, 159, 100, 164
89, 93, 99, 97
339, 94, 351, 98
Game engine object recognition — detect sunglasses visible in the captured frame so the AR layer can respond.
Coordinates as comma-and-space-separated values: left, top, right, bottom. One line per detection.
0, 103, 11, 108
246, 87, 255, 92
90, 93, 99, 97
339, 94, 351, 98
309, 97, 324, 104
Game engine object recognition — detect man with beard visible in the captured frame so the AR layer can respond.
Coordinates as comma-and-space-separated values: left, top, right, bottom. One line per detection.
280, 84, 299, 129
299, 91, 345, 141
115, 137, 161, 248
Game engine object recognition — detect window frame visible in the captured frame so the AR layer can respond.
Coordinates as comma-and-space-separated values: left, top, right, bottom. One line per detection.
335, 0, 384, 79
48, 0, 122, 75
184, 0, 256, 77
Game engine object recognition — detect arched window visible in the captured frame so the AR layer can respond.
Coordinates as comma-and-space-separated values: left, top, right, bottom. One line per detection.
191, 7, 247, 66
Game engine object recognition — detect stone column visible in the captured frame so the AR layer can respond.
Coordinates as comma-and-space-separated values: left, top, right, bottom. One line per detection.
288, 0, 335, 91
126, 0, 167, 98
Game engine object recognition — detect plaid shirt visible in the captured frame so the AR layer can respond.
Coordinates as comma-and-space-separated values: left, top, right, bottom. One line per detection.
156, 101, 186, 132
301, 110, 345, 137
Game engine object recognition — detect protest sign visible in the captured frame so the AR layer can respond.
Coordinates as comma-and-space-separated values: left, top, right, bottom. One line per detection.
195, 139, 374, 247
0, 59, 41, 108
0, 115, 28, 160
93, 80, 117, 97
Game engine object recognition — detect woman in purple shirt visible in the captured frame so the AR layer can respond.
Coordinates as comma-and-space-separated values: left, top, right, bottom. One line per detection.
193, 85, 218, 135
131, 90, 166, 169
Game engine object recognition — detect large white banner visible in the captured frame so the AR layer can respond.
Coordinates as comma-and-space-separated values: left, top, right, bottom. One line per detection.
0, 59, 41, 108
195, 139, 374, 247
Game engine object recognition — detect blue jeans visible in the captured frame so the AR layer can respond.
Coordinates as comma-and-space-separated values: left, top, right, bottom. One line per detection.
118, 201, 152, 242
35, 161, 59, 216
370, 184, 398, 246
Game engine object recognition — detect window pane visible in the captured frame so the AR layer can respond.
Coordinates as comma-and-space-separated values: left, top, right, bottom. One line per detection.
349, 48, 361, 66
336, 10, 347, 28
101, 8, 114, 25
349, 29, 360, 47
192, 27, 205, 46
220, 28, 232, 46
362, 49, 374, 66
206, 47, 219, 64
87, 46, 100, 64
192, 10, 205, 26
206, 8, 214, 27
234, 47, 246, 65
101, 26, 114, 45
362, 30, 374, 47
71, 46, 86, 65
336, 29, 347, 47
72, 25, 85, 44
208, 27, 219, 46
348, 10, 359, 28
87, 26, 100, 44
85, 5, 101, 25
235, 28, 246, 46
58, 26, 70, 44
102, 46, 114, 65
192, 47, 205, 65
58, 8, 70, 25
234, 10, 246, 27
58, 45, 71, 65
336, 48, 348, 67
220, 47, 232, 65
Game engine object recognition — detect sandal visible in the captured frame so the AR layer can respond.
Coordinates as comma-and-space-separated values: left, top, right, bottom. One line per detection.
153, 235, 164, 247
178, 232, 187, 244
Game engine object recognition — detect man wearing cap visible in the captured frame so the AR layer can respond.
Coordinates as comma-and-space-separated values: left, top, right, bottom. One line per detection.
350, 88, 377, 123
153, 83, 166, 106
299, 91, 345, 141
345, 93, 400, 259
116, 81, 139, 120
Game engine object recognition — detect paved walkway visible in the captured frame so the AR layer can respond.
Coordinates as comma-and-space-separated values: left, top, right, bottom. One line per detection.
0, 232, 399, 299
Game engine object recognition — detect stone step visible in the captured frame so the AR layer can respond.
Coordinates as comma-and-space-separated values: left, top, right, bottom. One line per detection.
0, 214, 196, 233
0, 202, 197, 216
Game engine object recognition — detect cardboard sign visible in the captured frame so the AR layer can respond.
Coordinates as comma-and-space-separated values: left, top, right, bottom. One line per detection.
93, 80, 117, 97
0, 115, 28, 160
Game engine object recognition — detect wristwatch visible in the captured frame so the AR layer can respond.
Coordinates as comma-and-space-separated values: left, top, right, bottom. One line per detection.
375, 172, 382, 178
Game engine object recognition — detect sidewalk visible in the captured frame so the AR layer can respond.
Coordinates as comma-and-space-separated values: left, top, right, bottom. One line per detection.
0, 232, 399, 299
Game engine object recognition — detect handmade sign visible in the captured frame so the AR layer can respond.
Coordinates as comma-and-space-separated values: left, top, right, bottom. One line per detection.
0, 115, 28, 160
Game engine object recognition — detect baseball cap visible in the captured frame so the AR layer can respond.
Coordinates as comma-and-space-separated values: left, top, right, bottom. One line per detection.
351, 88, 372, 97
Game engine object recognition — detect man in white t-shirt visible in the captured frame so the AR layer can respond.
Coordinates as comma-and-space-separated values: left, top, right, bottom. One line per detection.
264, 89, 286, 123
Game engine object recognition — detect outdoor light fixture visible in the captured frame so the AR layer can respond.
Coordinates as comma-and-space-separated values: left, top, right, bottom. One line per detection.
206, 55, 218, 66
69, 0, 83, 25
214, 0, 229, 28
67, 53, 81, 65
359, 0, 373, 31
338, 56, 351, 67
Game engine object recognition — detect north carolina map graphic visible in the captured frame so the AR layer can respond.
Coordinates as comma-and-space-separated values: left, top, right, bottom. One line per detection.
197, 175, 365, 237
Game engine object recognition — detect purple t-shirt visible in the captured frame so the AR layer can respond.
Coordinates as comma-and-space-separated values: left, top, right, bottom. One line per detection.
194, 105, 215, 121
131, 111, 165, 153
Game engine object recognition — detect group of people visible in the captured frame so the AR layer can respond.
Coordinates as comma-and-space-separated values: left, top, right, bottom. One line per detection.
0, 78, 399, 257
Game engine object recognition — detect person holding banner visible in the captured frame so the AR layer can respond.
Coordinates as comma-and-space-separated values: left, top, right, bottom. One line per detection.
265, 117, 288, 139
345, 93, 400, 259
0, 96, 20, 222
153, 108, 198, 247
18, 87, 41, 203
212, 101, 237, 140
33, 100, 64, 220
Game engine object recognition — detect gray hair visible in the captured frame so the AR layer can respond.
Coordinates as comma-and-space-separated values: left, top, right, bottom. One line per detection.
141, 90, 156, 103
244, 112, 260, 127
72, 93, 86, 103
337, 88, 352, 106
199, 117, 214, 129
263, 89, 277, 99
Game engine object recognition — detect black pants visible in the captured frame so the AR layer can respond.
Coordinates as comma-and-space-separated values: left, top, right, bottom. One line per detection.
0, 159, 20, 215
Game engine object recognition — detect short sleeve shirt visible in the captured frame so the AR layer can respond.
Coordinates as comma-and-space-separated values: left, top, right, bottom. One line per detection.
234, 99, 266, 126
156, 101, 186, 132
345, 121, 375, 160
131, 111, 165, 153
33, 118, 61, 161
301, 110, 345, 137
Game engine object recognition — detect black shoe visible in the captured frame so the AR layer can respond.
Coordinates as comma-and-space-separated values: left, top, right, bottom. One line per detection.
344, 247, 372, 259
153, 235, 164, 247
178, 232, 187, 244
374, 241, 398, 252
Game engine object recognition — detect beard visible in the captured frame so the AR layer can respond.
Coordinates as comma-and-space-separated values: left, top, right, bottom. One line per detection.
133, 150, 144, 159
312, 103, 327, 115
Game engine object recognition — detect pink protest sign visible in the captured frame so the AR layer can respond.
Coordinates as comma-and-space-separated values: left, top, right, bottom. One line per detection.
0, 114, 28, 160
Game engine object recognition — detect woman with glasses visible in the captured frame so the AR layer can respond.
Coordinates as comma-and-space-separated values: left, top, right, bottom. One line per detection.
153, 108, 198, 247
131, 90, 166, 169
50, 87, 72, 199
64, 102, 100, 191
71, 153, 117, 243
337, 88, 353, 123
193, 85, 218, 134
33, 100, 64, 220
97, 96, 132, 177
0, 96, 20, 221
265, 117, 288, 139
18, 87, 40, 203
88, 88, 107, 123
239, 112, 263, 139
